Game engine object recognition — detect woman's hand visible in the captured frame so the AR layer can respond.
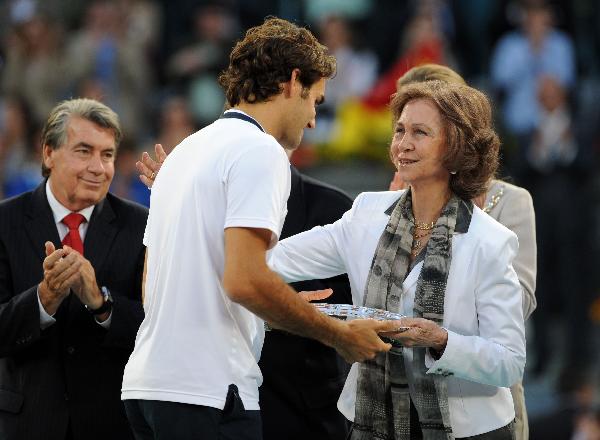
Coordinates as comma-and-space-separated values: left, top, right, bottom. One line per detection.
384, 317, 448, 353
137, 143, 167, 188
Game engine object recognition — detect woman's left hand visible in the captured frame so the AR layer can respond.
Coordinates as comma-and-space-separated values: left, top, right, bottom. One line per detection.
382, 317, 448, 352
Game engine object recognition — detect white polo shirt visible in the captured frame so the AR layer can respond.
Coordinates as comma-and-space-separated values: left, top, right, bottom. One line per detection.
122, 111, 291, 411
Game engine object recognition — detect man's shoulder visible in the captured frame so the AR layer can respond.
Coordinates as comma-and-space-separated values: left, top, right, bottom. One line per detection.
104, 193, 149, 220
0, 187, 39, 224
299, 173, 353, 206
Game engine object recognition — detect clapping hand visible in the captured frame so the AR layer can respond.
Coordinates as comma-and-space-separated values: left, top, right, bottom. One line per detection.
137, 143, 166, 188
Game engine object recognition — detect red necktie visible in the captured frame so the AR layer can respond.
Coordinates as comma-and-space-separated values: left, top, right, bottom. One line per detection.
61, 213, 86, 254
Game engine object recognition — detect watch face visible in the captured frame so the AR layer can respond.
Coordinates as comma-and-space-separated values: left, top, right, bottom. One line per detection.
101, 286, 113, 303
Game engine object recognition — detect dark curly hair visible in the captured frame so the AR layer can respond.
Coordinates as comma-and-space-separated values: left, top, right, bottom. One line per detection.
218, 17, 336, 106
390, 80, 500, 200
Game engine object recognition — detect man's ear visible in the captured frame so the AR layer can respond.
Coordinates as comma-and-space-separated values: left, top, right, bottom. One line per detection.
282, 68, 302, 98
42, 144, 54, 171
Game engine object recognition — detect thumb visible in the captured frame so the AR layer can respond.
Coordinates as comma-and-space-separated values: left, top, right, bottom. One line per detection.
377, 319, 408, 333
44, 241, 55, 256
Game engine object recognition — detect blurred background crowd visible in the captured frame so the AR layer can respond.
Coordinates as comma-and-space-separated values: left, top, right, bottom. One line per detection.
0, 0, 599, 437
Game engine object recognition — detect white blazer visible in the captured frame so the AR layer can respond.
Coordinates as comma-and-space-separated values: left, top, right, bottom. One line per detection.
269, 191, 526, 438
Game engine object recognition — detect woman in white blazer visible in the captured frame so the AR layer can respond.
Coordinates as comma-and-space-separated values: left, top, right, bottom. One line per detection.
270, 80, 525, 439
389, 64, 536, 440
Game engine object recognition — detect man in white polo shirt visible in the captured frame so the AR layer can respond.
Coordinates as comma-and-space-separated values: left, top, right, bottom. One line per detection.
122, 17, 397, 440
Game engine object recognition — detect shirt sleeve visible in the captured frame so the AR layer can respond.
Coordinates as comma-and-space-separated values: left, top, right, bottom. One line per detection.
37, 288, 56, 330
224, 142, 291, 246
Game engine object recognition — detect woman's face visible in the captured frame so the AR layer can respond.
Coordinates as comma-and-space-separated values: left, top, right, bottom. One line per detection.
390, 98, 449, 188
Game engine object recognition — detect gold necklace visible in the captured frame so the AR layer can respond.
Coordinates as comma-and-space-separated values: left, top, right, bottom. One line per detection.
411, 229, 432, 256
413, 220, 435, 230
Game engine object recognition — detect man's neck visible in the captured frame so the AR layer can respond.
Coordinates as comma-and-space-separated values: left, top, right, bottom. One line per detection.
234, 100, 284, 141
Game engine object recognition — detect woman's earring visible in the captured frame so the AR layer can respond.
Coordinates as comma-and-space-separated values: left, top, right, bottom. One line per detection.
450, 170, 457, 175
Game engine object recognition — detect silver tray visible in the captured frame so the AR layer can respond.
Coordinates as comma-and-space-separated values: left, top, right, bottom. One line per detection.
314, 303, 407, 324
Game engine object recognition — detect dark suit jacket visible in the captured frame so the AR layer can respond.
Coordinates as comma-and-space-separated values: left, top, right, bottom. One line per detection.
0, 182, 147, 440
259, 167, 353, 440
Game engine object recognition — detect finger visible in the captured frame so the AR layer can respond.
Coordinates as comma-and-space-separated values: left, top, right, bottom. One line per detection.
54, 270, 82, 294
50, 259, 82, 289
155, 143, 167, 163
135, 160, 151, 175
45, 241, 55, 257
299, 288, 333, 302
142, 150, 161, 172
139, 174, 153, 188
43, 248, 66, 270
46, 252, 79, 279
376, 319, 409, 333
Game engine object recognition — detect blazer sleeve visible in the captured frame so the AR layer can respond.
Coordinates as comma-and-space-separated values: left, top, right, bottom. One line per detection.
426, 232, 526, 388
269, 195, 360, 283
0, 239, 44, 356
99, 215, 146, 352
495, 187, 537, 320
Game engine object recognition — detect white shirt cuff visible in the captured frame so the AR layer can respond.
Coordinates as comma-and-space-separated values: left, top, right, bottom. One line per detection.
37, 288, 57, 330
95, 311, 112, 329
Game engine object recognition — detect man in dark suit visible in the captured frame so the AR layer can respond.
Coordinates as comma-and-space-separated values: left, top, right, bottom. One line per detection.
0, 98, 147, 440
259, 165, 353, 440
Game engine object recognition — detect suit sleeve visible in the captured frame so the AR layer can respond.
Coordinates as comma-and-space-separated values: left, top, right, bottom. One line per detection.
0, 238, 44, 356
496, 188, 537, 320
99, 216, 146, 351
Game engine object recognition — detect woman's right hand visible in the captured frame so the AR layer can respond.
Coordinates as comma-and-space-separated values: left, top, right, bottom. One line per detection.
137, 143, 167, 188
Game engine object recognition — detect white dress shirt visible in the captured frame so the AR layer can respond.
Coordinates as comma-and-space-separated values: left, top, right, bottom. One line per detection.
37, 180, 111, 329
269, 190, 526, 438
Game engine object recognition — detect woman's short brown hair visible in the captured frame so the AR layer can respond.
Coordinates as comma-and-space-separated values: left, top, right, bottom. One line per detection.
390, 80, 500, 200
218, 17, 336, 106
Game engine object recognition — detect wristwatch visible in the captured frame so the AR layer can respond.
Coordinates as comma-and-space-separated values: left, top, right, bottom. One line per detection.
85, 286, 114, 315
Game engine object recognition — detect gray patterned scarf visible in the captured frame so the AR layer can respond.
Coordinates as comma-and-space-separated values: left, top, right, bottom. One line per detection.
351, 189, 473, 440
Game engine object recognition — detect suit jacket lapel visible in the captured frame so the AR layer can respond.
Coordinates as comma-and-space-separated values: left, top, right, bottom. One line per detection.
24, 182, 62, 262
83, 195, 118, 273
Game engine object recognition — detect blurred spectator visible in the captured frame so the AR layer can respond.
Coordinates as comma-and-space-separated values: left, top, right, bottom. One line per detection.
530, 370, 600, 440
0, 96, 42, 198
110, 137, 151, 207
153, 95, 196, 154
166, 3, 237, 127
325, 1, 453, 161
491, 0, 576, 142
522, 74, 594, 377
64, 0, 151, 140
451, 0, 502, 83
303, 15, 377, 145
303, 0, 373, 24
117, 0, 161, 55
1, 11, 66, 125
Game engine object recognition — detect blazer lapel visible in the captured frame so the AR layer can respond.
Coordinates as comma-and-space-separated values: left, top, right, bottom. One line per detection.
24, 183, 62, 262
403, 260, 423, 292
83, 195, 118, 272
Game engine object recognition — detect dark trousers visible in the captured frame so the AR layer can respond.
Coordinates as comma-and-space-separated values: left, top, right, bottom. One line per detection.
124, 385, 262, 440
456, 421, 515, 440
